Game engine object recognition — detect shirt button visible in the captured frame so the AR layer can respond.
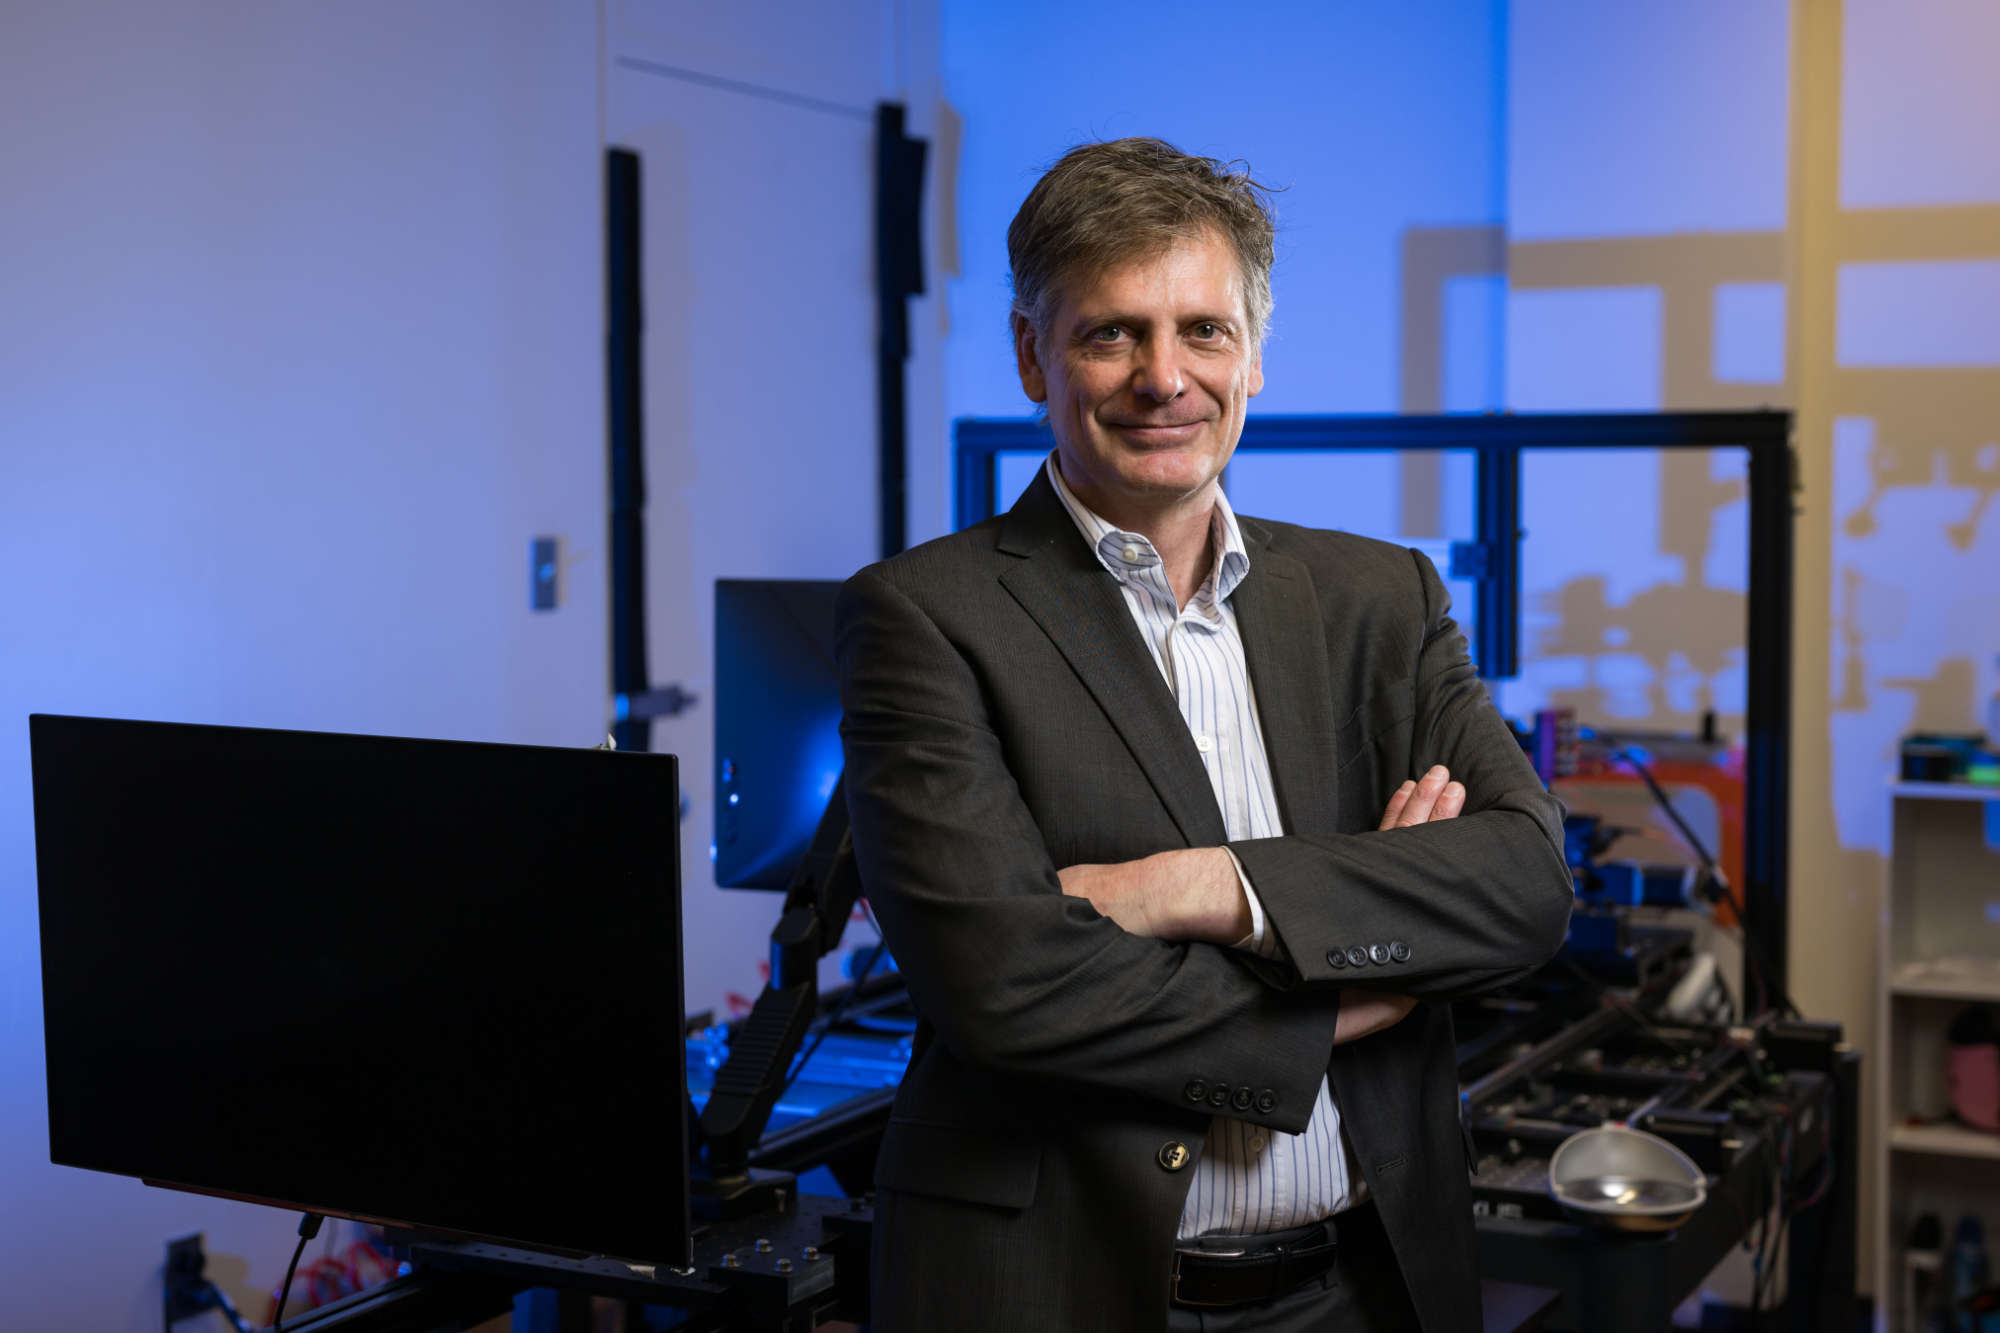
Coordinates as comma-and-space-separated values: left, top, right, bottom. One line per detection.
1195, 735, 1213, 754
1121, 544, 1141, 563
1249, 1134, 1267, 1152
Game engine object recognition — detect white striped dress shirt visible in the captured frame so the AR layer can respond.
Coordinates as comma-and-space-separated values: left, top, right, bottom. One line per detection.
1044, 455, 1363, 1239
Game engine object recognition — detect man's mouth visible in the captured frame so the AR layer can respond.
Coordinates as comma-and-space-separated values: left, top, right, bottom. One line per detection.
1111, 420, 1206, 445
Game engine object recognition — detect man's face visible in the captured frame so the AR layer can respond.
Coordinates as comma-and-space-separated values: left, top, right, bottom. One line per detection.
1014, 228, 1263, 524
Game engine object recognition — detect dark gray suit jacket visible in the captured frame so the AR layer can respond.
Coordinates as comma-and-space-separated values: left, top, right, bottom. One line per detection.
836, 470, 1572, 1332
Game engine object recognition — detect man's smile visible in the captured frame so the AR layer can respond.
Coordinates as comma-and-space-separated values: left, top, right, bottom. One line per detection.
1111, 420, 1208, 446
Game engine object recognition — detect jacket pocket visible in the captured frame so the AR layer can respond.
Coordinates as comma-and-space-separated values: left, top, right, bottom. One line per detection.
874, 1117, 1041, 1209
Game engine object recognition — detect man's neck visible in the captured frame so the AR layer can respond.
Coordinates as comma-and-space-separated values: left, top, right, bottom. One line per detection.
1059, 463, 1218, 610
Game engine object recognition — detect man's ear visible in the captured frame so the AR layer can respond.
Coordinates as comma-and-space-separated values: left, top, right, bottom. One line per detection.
1012, 313, 1049, 404
1248, 342, 1264, 399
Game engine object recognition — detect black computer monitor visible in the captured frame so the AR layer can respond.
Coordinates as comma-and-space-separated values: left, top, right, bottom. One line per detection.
712, 579, 845, 890
29, 715, 691, 1267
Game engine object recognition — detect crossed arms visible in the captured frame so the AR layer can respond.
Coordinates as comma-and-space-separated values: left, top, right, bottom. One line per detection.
1056, 765, 1469, 1045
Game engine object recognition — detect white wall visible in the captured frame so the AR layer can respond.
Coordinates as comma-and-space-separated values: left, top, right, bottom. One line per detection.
0, 0, 830, 1324
3, 1, 941, 1322
600, 0, 942, 1027
1497, 0, 1794, 738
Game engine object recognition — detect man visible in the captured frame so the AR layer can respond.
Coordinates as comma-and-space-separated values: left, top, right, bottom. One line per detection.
836, 139, 1572, 1332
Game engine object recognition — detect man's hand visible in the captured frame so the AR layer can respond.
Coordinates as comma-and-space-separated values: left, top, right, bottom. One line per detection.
1057, 847, 1247, 944
1334, 990, 1419, 1044
1335, 765, 1465, 1045
1057, 765, 1468, 963
1377, 763, 1465, 830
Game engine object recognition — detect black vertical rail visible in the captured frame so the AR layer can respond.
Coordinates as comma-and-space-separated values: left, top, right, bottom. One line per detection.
1744, 435, 1796, 1009
874, 103, 927, 559
606, 148, 649, 752
1473, 444, 1522, 679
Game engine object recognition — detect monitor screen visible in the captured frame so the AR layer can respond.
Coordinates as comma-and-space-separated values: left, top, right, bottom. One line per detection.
713, 579, 845, 890
29, 715, 690, 1267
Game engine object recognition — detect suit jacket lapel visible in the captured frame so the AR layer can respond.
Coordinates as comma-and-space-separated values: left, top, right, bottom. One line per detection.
1229, 520, 1343, 841
996, 471, 1227, 849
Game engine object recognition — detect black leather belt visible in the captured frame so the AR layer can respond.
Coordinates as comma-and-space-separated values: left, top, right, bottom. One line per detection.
1169, 1202, 1384, 1309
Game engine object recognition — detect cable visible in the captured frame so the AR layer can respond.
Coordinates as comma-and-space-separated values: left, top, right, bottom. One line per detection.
1750, 1128, 1782, 1314
1592, 741, 1800, 1018
271, 1212, 323, 1332
1608, 744, 1723, 872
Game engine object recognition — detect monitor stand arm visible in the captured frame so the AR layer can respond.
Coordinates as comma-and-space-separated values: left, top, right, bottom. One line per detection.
691, 779, 861, 1218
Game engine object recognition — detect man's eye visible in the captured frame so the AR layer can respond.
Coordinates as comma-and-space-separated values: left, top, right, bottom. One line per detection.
1192, 322, 1224, 340
1090, 325, 1126, 343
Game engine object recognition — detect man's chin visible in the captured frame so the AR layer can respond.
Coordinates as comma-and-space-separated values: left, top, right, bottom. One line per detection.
1107, 469, 1222, 513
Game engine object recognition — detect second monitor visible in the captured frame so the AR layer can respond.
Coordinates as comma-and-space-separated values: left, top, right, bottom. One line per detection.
713, 579, 846, 890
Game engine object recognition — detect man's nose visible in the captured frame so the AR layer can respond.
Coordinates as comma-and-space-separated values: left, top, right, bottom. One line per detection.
1131, 338, 1184, 401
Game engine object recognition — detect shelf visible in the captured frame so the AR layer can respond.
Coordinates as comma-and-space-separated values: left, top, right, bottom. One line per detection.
1892, 781, 2000, 804
1880, 771, 2000, 1332
1889, 1123, 2000, 1161
1891, 958, 2000, 1002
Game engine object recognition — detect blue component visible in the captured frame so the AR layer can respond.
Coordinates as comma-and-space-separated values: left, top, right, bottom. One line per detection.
1564, 909, 1623, 957
1591, 861, 1695, 908
1561, 813, 1601, 875
843, 943, 896, 979
793, 1166, 846, 1200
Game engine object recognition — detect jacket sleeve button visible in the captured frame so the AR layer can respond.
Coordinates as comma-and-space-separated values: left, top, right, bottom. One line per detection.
1184, 1079, 1209, 1103
1389, 939, 1411, 963
1255, 1089, 1277, 1114
1368, 943, 1391, 966
1326, 948, 1348, 970
1208, 1083, 1232, 1109
1346, 946, 1370, 968
1230, 1086, 1253, 1112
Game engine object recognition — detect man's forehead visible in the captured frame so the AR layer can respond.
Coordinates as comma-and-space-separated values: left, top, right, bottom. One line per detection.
1053, 233, 1247, 316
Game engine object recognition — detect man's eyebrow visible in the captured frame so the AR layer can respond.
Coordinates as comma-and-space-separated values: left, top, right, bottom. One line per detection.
1069, 309, 1145, 329
1069, 309, 1239, 333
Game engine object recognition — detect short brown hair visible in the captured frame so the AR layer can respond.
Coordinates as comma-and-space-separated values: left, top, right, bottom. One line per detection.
1006, 138, 1278, 343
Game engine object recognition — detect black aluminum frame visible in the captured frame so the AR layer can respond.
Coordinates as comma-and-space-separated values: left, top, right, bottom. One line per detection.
951, 410, 1797, 1006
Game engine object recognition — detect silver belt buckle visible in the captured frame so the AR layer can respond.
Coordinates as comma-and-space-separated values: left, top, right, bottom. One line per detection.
1169, 1246, 1247, 1308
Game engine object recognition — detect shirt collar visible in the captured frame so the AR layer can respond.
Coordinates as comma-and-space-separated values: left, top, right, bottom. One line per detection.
1043, 453, 1251, 608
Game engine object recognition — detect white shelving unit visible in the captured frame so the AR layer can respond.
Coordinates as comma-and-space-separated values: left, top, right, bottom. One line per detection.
1876, 782, 2000, 1332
